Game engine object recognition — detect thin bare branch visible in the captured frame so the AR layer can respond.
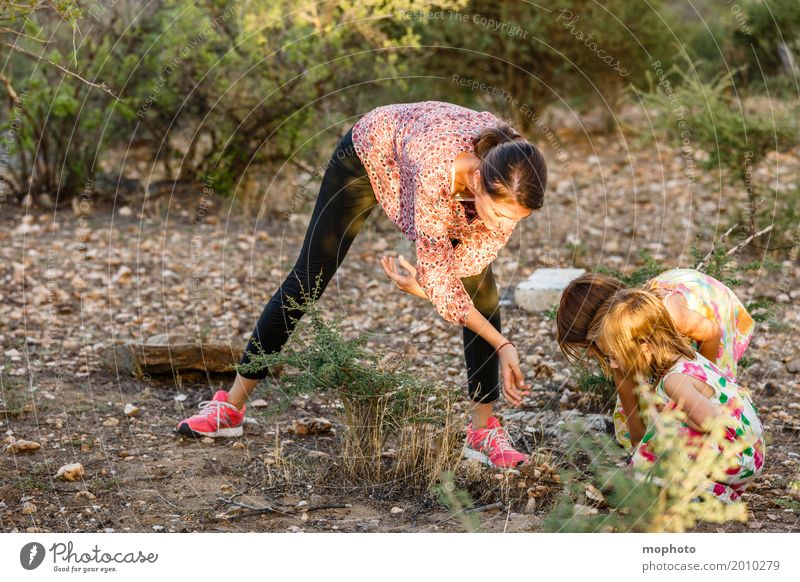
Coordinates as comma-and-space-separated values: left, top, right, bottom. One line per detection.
1, 41, 121, 101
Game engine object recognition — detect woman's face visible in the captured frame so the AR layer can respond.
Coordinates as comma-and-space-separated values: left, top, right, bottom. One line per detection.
471, 168, 533, 231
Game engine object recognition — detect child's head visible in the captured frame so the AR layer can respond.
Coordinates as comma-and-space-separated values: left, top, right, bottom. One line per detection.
587, 288, 694, 380
556, 272, 627, 363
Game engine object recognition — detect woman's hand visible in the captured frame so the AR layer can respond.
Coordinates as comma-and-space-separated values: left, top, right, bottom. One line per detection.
380, 255, 428, 299
497, 342, 531, 407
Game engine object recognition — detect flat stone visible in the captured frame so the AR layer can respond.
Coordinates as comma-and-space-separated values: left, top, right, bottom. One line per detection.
5, 439, 41, 454
502, 409, 612, 439
515, 268, 586, 312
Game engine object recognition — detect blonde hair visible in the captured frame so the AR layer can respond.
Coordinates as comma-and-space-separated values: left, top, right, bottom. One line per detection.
556, 272, 627, 365
587, 288, 694, 381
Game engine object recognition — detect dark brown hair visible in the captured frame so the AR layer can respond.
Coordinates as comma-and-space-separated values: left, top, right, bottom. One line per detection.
472, 123, 548, 210
556, 272, 627, 363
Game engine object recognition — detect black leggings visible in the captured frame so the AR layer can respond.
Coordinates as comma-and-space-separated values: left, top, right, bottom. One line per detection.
237, 127, 503, 403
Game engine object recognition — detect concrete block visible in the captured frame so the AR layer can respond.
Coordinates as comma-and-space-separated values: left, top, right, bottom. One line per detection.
514, 268, 586, 312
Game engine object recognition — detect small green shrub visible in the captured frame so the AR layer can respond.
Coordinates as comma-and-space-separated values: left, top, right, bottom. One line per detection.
236, 270, 463, 492
597, 249, 669, 287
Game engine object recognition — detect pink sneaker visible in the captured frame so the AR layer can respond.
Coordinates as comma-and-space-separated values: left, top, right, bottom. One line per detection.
176, 390, 245, 438
464, 416, 528, 468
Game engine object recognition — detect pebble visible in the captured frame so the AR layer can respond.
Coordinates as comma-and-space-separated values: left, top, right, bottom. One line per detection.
786, 359, 800, 374
232, 442, 245, 450
390, 506, 404, 514
74, 490, 97, 502
56, 463, 85, 482
5, 439, 42, 454
21, 502, 37, 515
200, 437, 215, 445
124, 404, 141, 417
102, 418, 120, 427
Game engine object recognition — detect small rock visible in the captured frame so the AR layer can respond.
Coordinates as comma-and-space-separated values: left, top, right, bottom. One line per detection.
152, 525, 165, 531
585, 483, 605, 504
21, 502, 37, 515
232, 442, 245, 450
390, 506, 404, 514
73, 490, 97, 502
776, 293, 790, 303
102, 418, 120, 427
573, 504, 598, 516
250, 399, 269, 408
290, 417, 333, 436
300, 512, 309, 522
523, 497, 537, 514
200, 437, 215, 445
287, 525, 302, 532
56, 463, 84, 482
786, 359, 800, 374
6, 439, 42, 454
124, 404, 141, 417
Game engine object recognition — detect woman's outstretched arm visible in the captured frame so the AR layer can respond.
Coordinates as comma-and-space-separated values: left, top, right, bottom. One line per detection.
380, 253, 530, 406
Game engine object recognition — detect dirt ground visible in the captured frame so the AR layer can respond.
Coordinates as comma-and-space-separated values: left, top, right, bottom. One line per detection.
1, 130, 798, 533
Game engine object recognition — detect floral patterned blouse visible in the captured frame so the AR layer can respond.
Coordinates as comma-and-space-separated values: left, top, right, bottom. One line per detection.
351, 101, 519, 326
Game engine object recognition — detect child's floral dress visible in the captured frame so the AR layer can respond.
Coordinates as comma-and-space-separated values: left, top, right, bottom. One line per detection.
629, 353, 765, 503
613, 269, 755, 449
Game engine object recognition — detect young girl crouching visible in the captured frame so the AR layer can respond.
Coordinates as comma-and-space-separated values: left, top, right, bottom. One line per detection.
556, 269, 754, 451
587, 288, 765, 503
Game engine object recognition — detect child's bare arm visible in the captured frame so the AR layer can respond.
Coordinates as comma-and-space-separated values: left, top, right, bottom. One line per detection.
664, 295, 722, 363
614, 368, 646, 446
662, 373, 719, 432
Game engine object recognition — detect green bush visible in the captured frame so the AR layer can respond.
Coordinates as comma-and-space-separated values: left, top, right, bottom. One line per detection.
408, 0, 678, 131
236, 271, 463, 491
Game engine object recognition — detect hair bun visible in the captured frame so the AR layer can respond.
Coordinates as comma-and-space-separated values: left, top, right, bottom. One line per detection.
472, 123, 523, 158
